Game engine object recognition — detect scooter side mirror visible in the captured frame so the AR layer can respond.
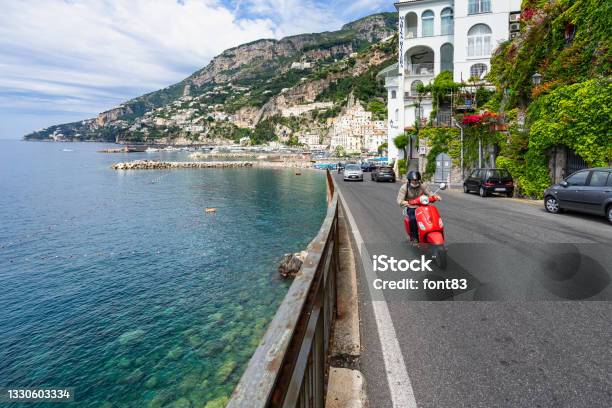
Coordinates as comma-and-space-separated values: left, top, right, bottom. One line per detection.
439, 183, 447, 190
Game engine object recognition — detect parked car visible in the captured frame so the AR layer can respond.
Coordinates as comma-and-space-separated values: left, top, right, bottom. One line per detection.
371, 166, 396, 182
463, 168, 514, 197
343, 164, 364, 181
544, 168, 612, 223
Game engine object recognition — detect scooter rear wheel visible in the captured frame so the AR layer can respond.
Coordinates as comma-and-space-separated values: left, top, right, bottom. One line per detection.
432, 246, 447, 269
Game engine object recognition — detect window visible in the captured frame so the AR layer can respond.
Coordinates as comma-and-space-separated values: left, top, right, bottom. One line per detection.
468, 0, 491, 14
565, 171, 588, 186
410, 80, 423, 95
468, 24, 492, 57
487, 169, 510, 179
441, 8, 453, 35
391, 90, 397, 99
394, 108, 399, 122
588, 171, 610, 187
405, 12, 418, 38
422, 10, 434, 37
470, 63, 488, 79
441, 43, 453, 72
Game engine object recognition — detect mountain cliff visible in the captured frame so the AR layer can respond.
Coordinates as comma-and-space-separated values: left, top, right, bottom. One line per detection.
24, 13, 397, 144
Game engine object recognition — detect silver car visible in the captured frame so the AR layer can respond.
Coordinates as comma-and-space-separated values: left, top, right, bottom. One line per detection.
343, 164, 364, 182
544, 167, 612, 224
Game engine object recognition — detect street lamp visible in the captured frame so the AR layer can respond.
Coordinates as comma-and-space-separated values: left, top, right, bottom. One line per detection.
532, 72, 542, 86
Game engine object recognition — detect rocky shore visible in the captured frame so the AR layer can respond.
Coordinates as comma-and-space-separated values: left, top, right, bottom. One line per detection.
111, 160, 254, 170
111, 159, 317, 170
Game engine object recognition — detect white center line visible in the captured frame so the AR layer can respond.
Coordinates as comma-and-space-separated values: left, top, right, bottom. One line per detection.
337, 187, 418, 408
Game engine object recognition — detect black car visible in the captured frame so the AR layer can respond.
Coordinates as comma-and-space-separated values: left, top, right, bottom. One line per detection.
544, 168, 612, 224
361, 161, 375, 172
371, 166, 396, 182
463, 168, 514, 197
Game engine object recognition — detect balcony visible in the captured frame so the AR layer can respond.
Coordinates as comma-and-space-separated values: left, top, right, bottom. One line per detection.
404, 92, 432, 101
404, 63, 434, 77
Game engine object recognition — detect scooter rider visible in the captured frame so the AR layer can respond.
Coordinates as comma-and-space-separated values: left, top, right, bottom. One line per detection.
397, 170, 441, 242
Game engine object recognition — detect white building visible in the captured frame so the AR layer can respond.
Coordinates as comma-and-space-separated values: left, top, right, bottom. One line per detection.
365, 121, 388, 153
380, 0, 521, 163
281, 102, 334, 117
329, 97, 382, 154
291, 61, 313, 70
298, 133, 321, 147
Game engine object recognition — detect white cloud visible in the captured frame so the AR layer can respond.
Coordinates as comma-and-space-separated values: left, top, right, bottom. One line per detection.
0, 0, 391, 138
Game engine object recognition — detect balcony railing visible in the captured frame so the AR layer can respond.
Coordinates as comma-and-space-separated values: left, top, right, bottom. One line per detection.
404, 92, 432, 100
405, 63, 434, 77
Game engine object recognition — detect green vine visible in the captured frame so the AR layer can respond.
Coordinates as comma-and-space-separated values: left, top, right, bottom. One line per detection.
420, 127, 461, 179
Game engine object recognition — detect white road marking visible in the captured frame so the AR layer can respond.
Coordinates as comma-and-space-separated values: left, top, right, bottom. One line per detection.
337, 186, 418, 408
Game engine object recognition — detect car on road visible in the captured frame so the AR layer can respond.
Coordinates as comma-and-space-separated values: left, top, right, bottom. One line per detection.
360, 161, 375, 172
371, 166, 396, 182
544, 168, 612, 224
343, 164, 364, 182
463, 168, 514, 197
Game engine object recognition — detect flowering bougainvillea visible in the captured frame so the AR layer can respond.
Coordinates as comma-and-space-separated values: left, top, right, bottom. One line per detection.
461, 111, 498, 126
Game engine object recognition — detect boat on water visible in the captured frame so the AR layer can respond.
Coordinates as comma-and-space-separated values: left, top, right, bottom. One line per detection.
145, 147, 160, 153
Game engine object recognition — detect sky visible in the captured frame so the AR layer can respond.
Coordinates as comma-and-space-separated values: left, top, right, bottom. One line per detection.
0, 0, 392, 139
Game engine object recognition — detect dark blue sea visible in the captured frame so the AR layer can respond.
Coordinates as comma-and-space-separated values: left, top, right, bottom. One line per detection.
0, 140, 327, 407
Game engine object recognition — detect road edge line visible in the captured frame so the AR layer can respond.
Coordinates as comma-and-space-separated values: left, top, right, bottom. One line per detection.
336, 187, 418, 408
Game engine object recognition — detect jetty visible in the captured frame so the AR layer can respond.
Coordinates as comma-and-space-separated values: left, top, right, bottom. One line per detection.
111, 160, 253, 170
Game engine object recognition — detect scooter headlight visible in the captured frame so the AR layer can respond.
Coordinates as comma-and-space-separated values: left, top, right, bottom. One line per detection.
418, 222, 426, 230
420, 196, 429, 205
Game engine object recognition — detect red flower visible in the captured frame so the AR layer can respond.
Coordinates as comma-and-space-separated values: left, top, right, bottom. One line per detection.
522, 8, 535, 21
462, 115, 481, 125
461, 111, 497, 126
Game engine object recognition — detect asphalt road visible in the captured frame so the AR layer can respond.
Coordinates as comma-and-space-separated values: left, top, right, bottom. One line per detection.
333, 173, 612, 408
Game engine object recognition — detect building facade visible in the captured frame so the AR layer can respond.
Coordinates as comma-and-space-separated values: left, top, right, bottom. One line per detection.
382, 0, 521, 162
329, 96, 387, 154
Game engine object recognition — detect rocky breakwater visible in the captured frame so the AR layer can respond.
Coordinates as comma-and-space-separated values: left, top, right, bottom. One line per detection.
111, 160, 253, 170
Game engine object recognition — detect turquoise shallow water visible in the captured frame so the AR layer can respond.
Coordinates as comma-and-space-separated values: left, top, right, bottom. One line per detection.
0, 140, 327, 407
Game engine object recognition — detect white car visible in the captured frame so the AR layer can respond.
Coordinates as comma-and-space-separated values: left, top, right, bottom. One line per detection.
343, 164, 364, 182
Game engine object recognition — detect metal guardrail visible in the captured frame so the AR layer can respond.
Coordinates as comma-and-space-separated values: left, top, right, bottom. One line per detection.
228, 170, 339, 407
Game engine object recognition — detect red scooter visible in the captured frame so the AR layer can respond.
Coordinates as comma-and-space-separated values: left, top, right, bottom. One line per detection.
403, 183, 448, 269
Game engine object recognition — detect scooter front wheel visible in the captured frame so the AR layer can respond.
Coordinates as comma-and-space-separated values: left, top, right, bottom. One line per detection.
432, 246, 447, 269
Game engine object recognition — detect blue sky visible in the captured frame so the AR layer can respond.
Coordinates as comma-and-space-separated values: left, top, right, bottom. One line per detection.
0, 0, 392, 139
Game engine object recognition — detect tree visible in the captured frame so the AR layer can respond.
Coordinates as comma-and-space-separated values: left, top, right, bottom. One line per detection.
252, 118, 277, 144
393, 133, 409, 160
367, 100, 387, 120
377, 142, 388, 155
335, 145, 346, 157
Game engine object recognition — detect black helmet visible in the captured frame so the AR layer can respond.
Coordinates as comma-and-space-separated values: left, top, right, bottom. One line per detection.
406, 170, 422, 181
